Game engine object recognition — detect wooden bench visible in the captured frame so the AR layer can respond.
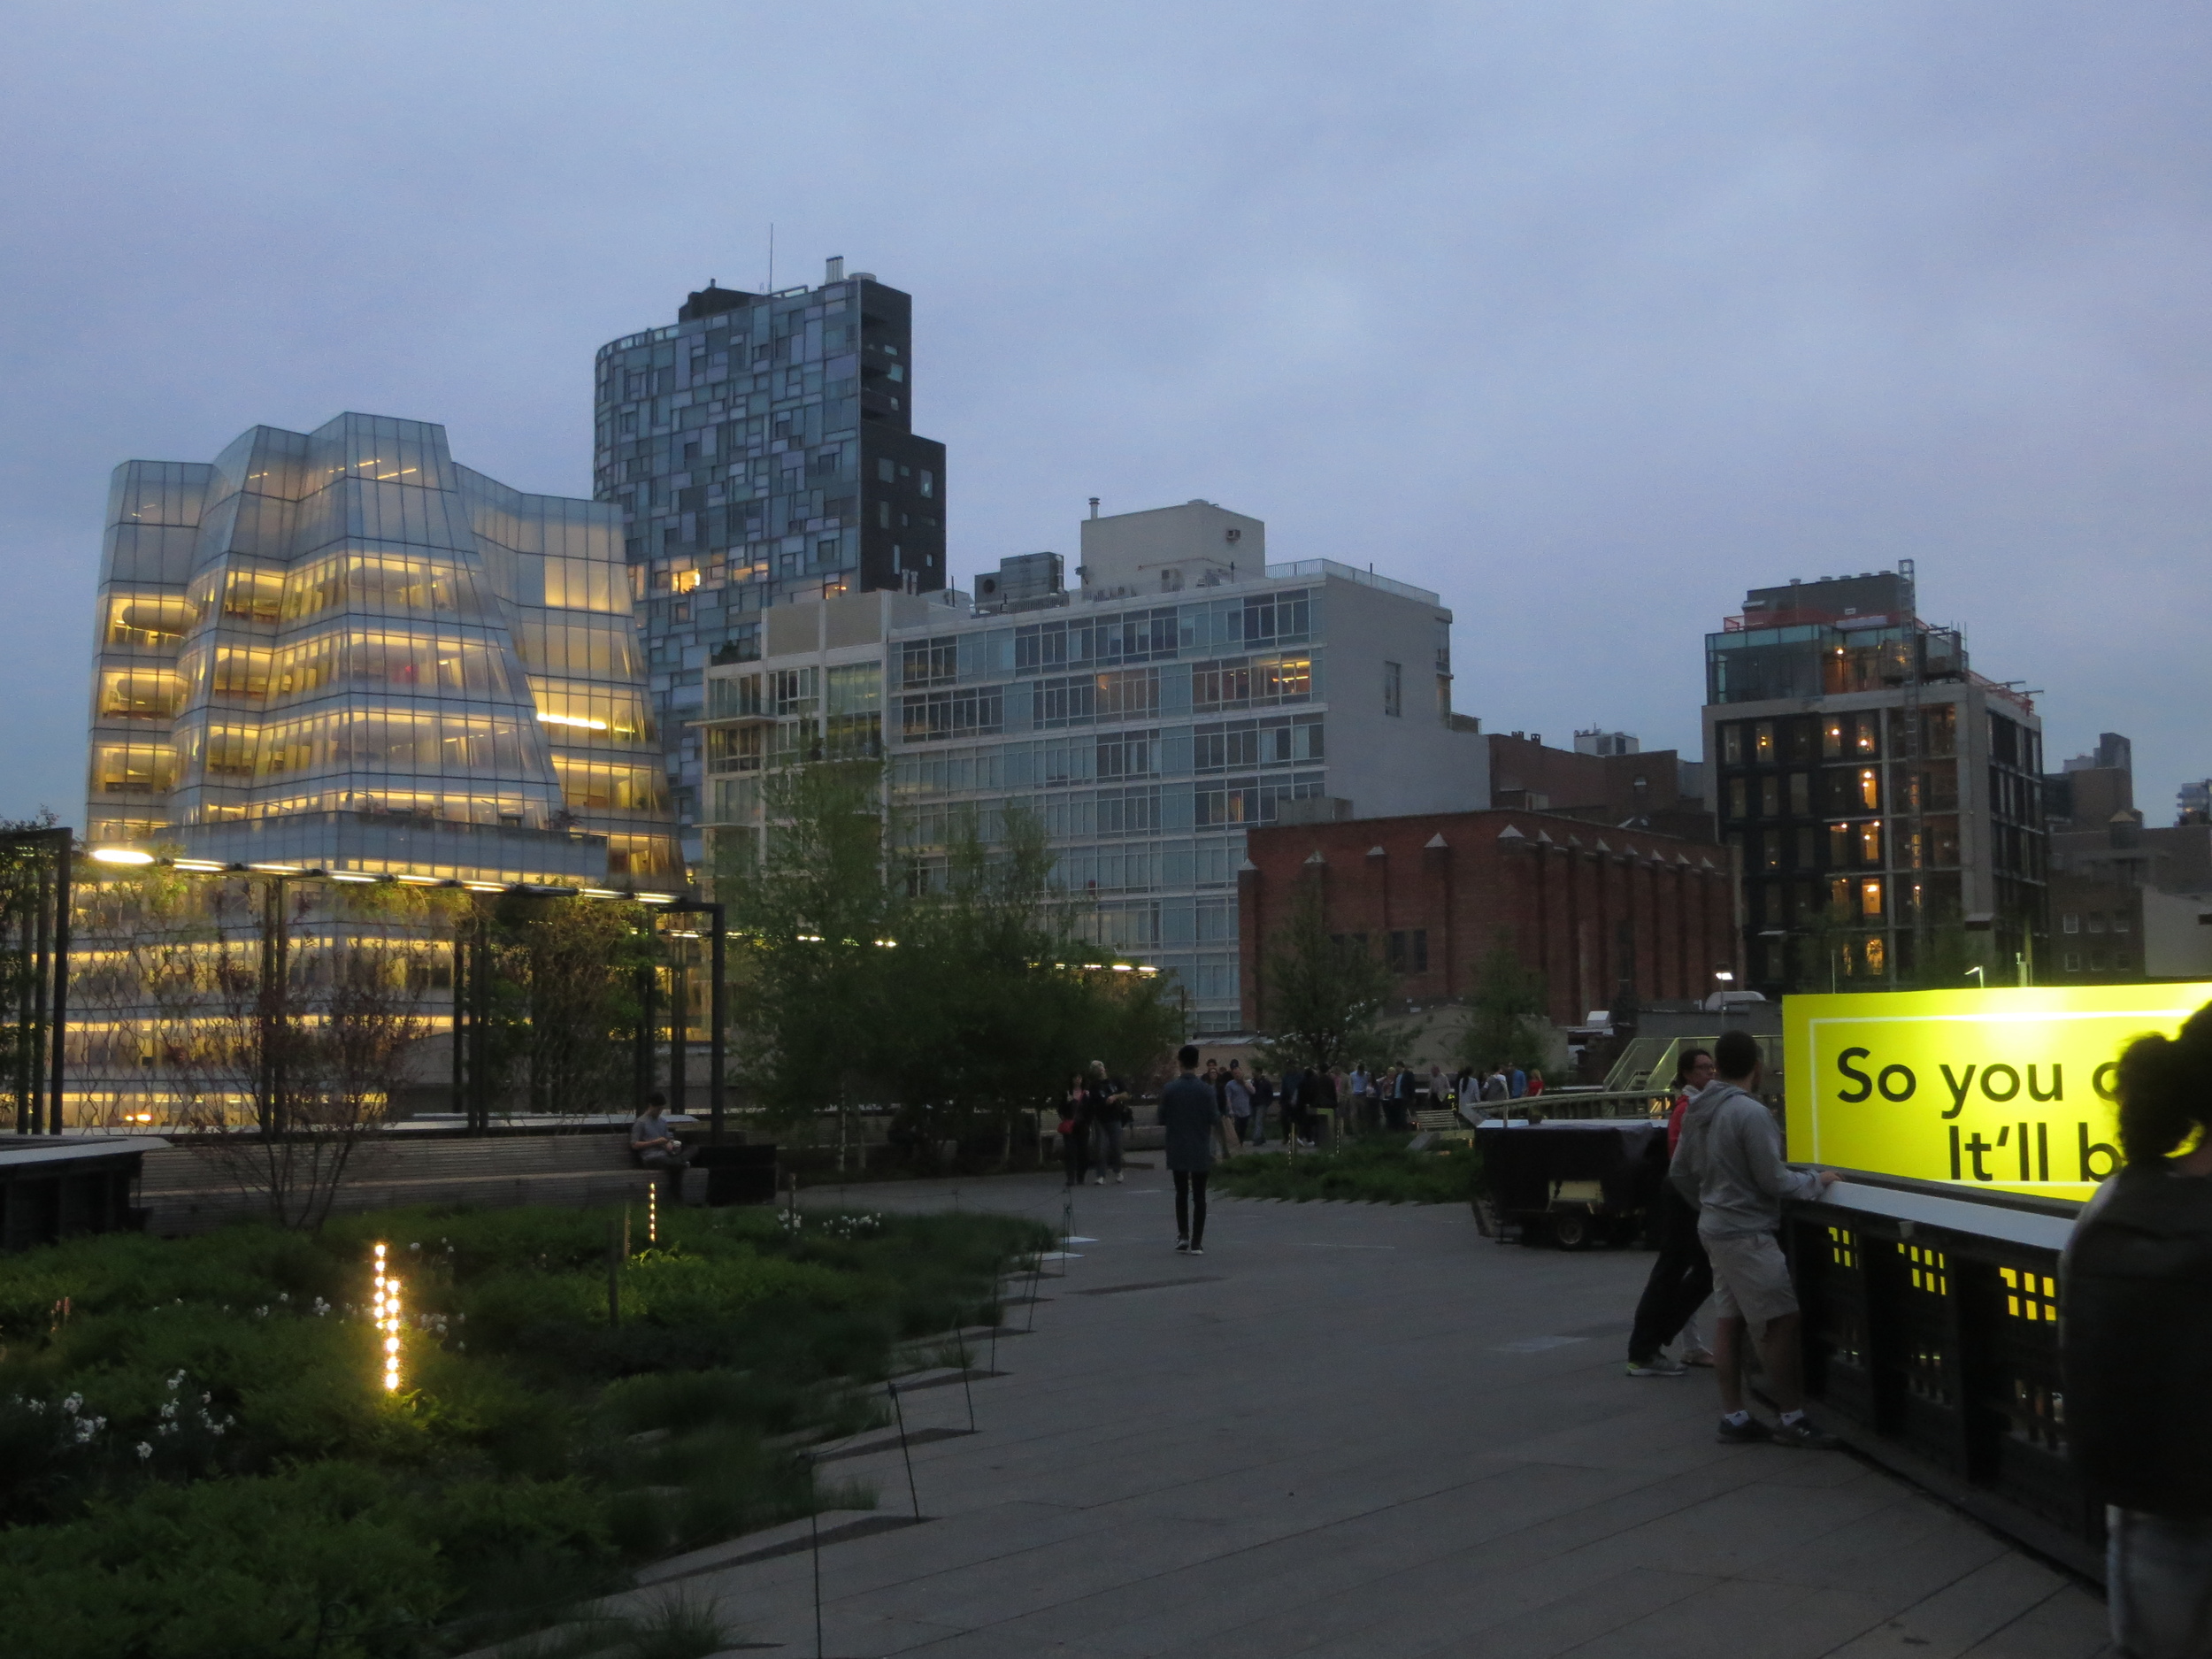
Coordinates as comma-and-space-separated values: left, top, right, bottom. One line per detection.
139, 1131, 669, 1233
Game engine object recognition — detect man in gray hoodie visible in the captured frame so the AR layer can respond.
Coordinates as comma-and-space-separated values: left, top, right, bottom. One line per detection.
1670, 1030, 1840, 1448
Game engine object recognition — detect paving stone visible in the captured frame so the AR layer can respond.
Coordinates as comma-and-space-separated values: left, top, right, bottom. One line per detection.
657, 1177, 2104, 1659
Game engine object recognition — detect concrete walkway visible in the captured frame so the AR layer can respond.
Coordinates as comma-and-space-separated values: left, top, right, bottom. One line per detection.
664, 1174, 2108, 1658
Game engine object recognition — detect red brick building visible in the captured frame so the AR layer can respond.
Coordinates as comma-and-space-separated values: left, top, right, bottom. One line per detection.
1239, 810, 1741, 1029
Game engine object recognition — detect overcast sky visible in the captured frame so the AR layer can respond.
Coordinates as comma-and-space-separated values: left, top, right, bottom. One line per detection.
4, 3, 2207, 824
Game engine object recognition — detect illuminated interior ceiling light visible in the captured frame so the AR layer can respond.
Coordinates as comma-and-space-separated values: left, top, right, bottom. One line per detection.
538, 712, 610, 730
248, 862, 301, 873
873, 938, 898, 948
796, 933, 824, 943
329, 872, 378, 884
635, 892, 676, 904
172, 858, 227, 872
1138, 965, 1159, 975
464, 882, 504, 894
580, 887, 624, 900
394, 874, 438, 886
1111, 964, 1134, 972
90, 847, 157, 866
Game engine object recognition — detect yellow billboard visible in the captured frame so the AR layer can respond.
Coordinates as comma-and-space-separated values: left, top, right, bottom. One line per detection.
1785, 983, 2212, 1202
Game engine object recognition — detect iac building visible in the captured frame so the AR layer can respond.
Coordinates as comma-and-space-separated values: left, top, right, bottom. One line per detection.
84, 411, 678, 884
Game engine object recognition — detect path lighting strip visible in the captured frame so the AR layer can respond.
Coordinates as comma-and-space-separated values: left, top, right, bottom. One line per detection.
371, 1243, 403, 1394
647, 1179, 658, 1247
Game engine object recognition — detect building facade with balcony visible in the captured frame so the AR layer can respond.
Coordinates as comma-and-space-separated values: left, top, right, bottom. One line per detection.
594, 261, 948, 868
1701, 565, 2046, 995
695, 502, 1489, 1033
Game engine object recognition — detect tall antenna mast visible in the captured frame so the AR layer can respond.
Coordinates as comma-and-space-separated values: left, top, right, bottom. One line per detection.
766, 223, 774, 292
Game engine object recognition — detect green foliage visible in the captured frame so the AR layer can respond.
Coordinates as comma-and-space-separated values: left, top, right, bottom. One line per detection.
483, 894, 660, 1115
1212, 1139, 1483, 1206
1457, 929, 1551, 1073
721, 763, 1183, 1148
0, 1200, 1049, 1657
1252, 882, 1401, 1077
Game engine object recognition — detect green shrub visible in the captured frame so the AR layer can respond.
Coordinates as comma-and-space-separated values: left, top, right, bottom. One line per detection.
1212, 1139, 1482, 1205
0, 1201, 1048, 1655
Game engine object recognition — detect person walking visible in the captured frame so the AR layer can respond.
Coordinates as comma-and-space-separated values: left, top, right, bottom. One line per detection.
2063, 1002, 2212, 1659
1059, 1073, 1090, 1188
1509, 1062, 1528, 1099
1224, 1063, 1253, 1145
1086, 1060, 1128, 1185
1348, 1064, 1372, 1133
1624, 1048, 1717, 1378
1525, 1069, 1547, 1098
1671, 1031, 1840, 1447
1160, 1044, 1233, 1253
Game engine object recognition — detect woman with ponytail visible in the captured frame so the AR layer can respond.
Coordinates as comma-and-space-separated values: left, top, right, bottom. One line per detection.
2064, 1003, 2212, 1658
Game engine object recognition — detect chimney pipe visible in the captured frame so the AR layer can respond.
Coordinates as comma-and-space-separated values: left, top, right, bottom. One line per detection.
1087, 497, 1100, 520
825, 255, 844, 283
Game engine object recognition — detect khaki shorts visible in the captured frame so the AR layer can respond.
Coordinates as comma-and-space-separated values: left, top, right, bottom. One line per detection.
1704, 1231, 1799, 1331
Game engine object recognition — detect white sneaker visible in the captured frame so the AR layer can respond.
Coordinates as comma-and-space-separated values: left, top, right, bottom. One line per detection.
1093, 1174, 1105, 1186
1115, 1171, 1124, 1184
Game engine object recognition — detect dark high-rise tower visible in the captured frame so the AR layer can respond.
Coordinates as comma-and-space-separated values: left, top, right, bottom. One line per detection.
593, 260, 947, 864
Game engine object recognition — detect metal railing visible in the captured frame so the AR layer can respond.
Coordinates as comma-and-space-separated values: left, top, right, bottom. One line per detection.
1783, 1175, 2093, 1579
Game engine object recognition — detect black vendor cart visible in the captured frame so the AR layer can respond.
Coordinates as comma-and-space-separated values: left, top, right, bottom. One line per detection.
1475, 1118, 1670, 1248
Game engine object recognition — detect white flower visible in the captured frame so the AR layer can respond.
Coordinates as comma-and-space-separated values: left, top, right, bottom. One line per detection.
159, 1402, 177, 1420
135, 1441, 152, 1460
61, 1394, 82, 1415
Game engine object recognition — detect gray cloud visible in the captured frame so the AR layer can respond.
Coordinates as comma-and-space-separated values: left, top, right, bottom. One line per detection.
4, 2, 2206, 818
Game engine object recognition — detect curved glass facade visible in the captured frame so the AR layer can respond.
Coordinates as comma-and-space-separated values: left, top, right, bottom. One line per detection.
86, 413, 677, 883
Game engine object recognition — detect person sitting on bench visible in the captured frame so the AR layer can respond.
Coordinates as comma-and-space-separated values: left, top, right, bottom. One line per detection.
631, 1093, 691, 1201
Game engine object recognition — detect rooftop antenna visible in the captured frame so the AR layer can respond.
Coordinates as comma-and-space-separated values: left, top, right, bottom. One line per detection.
766, 223, 774, 293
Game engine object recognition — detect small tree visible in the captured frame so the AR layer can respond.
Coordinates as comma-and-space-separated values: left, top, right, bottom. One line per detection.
1457, 929, 1551, 1077
721, 764, 1184, 1166
116, 875, 450, 1230
488, 893, 656, 1115
720, 759, 903, 1135
1251, 882, 1399, 1079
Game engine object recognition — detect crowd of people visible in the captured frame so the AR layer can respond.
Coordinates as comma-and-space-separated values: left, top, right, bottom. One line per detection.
1054, 1052, 1550, 1183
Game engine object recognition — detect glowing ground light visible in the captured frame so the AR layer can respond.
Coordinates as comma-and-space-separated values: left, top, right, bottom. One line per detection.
371, 1243, 403, 1394
647, 1179, 658, 1247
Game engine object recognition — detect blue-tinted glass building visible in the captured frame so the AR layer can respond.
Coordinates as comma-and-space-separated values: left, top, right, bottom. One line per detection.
595, 260, 947, 866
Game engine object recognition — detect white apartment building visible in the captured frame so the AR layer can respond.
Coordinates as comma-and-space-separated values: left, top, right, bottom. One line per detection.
696, 502, 1488, 1032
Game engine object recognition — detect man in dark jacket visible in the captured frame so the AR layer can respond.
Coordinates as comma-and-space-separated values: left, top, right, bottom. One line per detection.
1159, 1045, 1233, 1253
